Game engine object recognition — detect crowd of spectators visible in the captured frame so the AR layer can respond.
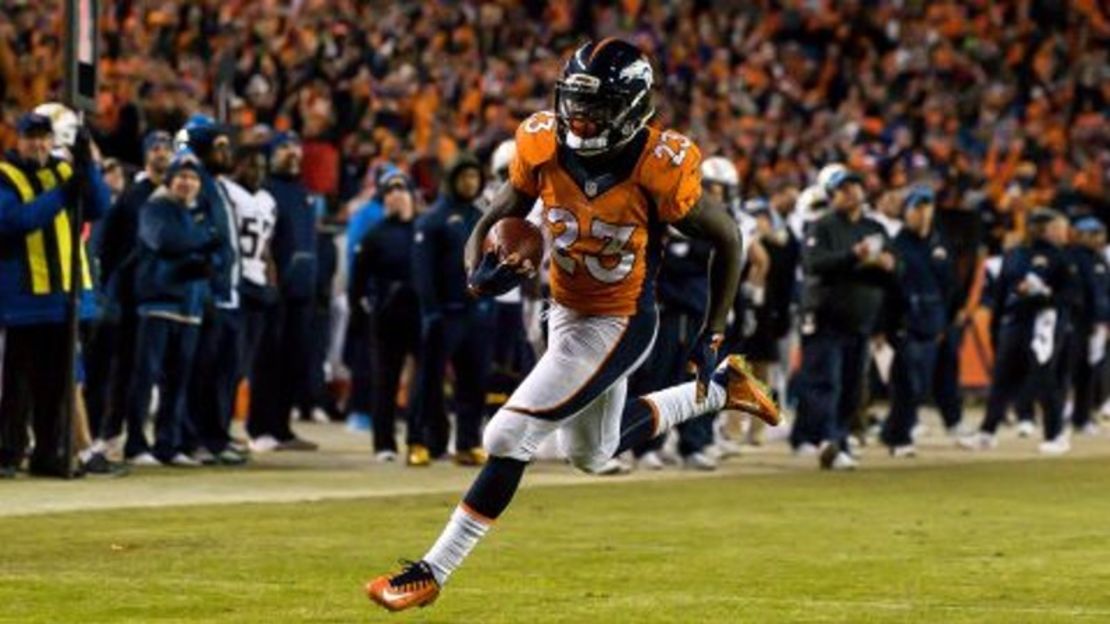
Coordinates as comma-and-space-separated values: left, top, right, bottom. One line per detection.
0, 0, 1107, 477
1, 1, 1104, 224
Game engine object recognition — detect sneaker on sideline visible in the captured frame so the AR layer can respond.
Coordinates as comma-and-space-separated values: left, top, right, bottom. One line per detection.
957, 432, 997, 451
637, 450, 665, 471
819, 443, 858, 471
81, 451, 129, 477
1016, 420, 1036, 438
216, 449, 249, 465
126, 452, 161, 466
192, 447, 219, 465
793, 442, 819, 457
683, 452, 718, 471
1038, 436, 1071, 455
890, 444, 917, 459
592, 458, 630, 476
162, 453, 202, 467
715, 438, 744, 459
250, 435, 280, 453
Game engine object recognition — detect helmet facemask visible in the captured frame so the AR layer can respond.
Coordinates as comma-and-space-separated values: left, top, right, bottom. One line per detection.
555, 73, 653, 157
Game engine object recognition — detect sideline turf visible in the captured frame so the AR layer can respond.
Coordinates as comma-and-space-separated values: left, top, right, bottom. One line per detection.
2, 458, 1109, 623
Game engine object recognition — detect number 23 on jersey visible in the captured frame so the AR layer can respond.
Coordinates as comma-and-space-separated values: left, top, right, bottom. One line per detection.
546, 208, 637, 284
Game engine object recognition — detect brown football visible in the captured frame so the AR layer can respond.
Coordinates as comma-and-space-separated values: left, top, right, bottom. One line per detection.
483, 217, 544, 269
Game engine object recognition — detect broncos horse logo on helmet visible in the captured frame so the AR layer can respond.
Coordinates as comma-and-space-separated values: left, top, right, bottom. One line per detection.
555, 39, 655, 157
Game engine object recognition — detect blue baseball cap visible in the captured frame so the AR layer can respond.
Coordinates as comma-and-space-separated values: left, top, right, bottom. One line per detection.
181, 114, 219, 136
143, 130, 173, 154
16, 112, 53, 136
268, 130, 301, 154
1073, 216, 1105, 233
824, 168, 863, 192
904, 186, 936, 210
166, 148, 204, 182
377, 165, 411, 192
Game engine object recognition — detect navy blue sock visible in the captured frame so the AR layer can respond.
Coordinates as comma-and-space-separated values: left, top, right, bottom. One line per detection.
462, 456, 528, 520
613, 398, 658, 456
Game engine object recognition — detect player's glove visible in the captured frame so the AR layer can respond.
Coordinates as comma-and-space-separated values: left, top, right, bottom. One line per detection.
467, 250, 522, 298
687, 330, 725, 403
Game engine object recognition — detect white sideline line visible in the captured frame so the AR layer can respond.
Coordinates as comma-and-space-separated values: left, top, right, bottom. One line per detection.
2, 421, 1109, 518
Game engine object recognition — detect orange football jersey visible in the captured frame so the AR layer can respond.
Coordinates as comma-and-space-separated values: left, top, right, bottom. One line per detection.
509, 111, 702, 316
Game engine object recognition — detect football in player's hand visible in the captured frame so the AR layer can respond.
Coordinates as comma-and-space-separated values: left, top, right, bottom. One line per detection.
469, 218, 544, 297
483, 217, 544, 275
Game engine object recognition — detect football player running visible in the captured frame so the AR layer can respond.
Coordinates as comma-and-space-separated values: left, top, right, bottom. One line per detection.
366, 38, 779, 611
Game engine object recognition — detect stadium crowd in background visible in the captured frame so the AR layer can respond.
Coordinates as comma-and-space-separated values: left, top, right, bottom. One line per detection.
0, 0, 1108, 478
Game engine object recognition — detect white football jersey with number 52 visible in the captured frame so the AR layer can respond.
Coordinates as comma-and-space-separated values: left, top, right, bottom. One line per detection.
220, 178, 277, 288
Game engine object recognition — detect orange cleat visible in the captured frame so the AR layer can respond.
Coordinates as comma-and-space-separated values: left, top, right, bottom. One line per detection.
366, 559, 441, 612
718, 355, 781, 426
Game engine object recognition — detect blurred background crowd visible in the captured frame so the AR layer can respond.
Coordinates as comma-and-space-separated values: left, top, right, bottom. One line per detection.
0, 0, 1107, 478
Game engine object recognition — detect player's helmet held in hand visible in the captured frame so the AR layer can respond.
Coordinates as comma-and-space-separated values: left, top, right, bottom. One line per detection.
33, 102, 79, 149
555, 39, 655, 157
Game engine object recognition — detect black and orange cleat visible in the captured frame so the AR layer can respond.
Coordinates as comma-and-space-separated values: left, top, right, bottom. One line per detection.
715, 354, 781, 426
366, 559, 441, 612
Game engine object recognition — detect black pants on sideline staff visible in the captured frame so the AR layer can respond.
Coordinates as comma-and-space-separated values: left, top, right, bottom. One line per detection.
932, 322, 964, 429
344, 313, 374, 418
881, 336, 939, 447
188, 308, 241, 454
248, 299, 312, 441
369, 296, 421, 453
793, 327, 869, 452
124, 316, 201, 461
1069, 322, 1102, 430
238, 296, 270, 383
410, 309, 493, 456
980, 325, 1064, 440
85, 313, 138, 440
0, 324, 70, 473
295, 302, 335, 421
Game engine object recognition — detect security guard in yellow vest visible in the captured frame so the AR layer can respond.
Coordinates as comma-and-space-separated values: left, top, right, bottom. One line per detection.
0, 112, 110, 478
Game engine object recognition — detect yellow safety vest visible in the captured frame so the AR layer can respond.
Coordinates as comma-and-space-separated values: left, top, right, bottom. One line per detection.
0, 158, 93, 295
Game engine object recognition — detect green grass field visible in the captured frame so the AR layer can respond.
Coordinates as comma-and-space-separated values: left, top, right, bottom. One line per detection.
3, 457, 1110, 623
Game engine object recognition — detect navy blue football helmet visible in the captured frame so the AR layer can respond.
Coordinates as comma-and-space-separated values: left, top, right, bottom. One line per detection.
554, 39, 655, 157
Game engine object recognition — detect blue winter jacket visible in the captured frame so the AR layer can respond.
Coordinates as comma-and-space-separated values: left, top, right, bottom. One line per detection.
133, 189, 218, 321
